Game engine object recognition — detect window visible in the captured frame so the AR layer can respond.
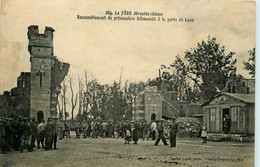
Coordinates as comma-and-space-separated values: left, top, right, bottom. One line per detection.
247, 88, 250, 94
210, 108, 216, 121
242, 82, 245, 87
230, 106, 240, 122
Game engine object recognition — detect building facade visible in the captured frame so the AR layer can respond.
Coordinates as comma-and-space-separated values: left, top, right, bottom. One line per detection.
202, 92, 254, 135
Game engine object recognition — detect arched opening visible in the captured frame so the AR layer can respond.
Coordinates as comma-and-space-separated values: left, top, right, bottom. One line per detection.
232, 85, 236, 93
37, 111, 44, 123
228, 84, 231, 93
151, 113, 156, 121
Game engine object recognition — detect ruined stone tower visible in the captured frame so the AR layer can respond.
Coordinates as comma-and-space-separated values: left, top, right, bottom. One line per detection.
28, 25, 69, 121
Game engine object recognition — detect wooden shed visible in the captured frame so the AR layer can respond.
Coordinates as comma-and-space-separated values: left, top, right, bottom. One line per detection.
202, 92, 255, 135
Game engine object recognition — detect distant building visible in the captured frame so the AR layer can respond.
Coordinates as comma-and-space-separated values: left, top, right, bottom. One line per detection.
223, 76, 255, 94
133, 80, 202, 122
0, 26, 69, 121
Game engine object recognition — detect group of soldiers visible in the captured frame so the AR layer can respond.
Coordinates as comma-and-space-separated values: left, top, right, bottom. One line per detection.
1, 115, 179, 154
0, 116, 67, 154
70, 119, 154, 140
70, 117, 179, 148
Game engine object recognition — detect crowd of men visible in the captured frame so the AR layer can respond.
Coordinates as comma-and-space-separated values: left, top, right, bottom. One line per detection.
0, 116, 179, 154
69, 117, 178, 147
0, 116, 64, 154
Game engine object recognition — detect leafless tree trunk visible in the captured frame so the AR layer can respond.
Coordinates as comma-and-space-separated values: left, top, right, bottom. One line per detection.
61, 79, 67, 120
78, 73, 83, 115
69, 76, 78, 120
83, 70, 89, 113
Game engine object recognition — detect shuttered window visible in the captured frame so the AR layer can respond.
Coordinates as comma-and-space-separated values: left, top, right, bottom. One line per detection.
230, 106, 240, 122
210, 108, 216, 121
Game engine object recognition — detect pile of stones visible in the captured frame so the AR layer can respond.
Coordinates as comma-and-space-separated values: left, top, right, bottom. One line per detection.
166, 117, 202, 138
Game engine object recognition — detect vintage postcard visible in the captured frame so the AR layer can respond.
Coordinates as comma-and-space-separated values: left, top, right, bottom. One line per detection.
0, 0, 256, 166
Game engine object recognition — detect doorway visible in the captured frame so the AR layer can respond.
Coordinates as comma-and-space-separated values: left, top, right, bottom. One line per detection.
222, 108, 230, 133
151, 113, 156, 121
37, 111, 44, 123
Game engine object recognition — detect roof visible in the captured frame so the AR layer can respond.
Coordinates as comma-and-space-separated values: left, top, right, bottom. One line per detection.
202, 92, 255, 107
222, 92, 255, 103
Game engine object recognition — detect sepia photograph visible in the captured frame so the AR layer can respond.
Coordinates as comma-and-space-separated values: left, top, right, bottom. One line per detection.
0, 0, 256, 166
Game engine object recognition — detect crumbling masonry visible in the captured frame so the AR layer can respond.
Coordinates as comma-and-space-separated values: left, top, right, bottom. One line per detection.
0, 26, 69, 121
28, 25, 69, 121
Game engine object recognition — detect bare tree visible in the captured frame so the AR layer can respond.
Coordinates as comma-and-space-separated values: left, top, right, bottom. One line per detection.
69, 76, 78, 120
78, 73, 83, 115
61, 79, 67, 120
83, 70, 89, 113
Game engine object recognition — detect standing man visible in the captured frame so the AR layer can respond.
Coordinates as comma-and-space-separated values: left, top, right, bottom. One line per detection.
30, 118, 37, 148
132, 121, 139, 144
169, 117, 178, 148
66, 121, 71, 138
45, 118, 53, 151
142, 120, 149, 140
75, 121, 81, 139
37, 120, 45, 149
20, 118, 33, 152
81, 120, 88, 138
10, 116, 22, 151
154, 120, 168, 146
58, 119, 65, 140
3, 118, 12, 151
52, 118, 58, 150
151, 120, 157, 140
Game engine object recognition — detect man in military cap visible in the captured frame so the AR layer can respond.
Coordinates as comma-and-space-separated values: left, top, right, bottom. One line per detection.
30, 118, 37, 148
10, 116, 22, 151
44, 118, 53, 151
154, 119, 168, 146
169, 116, 178, 148
20, 118, 33, 152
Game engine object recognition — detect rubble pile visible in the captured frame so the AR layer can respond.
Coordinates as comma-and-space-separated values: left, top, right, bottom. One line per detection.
175, 117, 202, 138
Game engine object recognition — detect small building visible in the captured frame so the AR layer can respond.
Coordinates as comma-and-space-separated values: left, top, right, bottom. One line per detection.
202, 92, 255, 135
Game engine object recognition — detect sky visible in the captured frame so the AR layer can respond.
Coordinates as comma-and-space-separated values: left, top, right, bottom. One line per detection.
0, 0, 255, 93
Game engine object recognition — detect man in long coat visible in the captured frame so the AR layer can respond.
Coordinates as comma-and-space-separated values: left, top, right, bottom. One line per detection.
132, 122, 139, 144
52, 118, 58, 149
170, 117, 178, 148
45, 118, 53, 151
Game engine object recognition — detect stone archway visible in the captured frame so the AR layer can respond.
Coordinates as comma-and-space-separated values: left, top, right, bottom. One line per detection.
37, 111, 44, 123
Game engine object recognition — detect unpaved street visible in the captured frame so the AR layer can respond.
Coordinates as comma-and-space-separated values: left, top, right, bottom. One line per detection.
0, 133, 254, 167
